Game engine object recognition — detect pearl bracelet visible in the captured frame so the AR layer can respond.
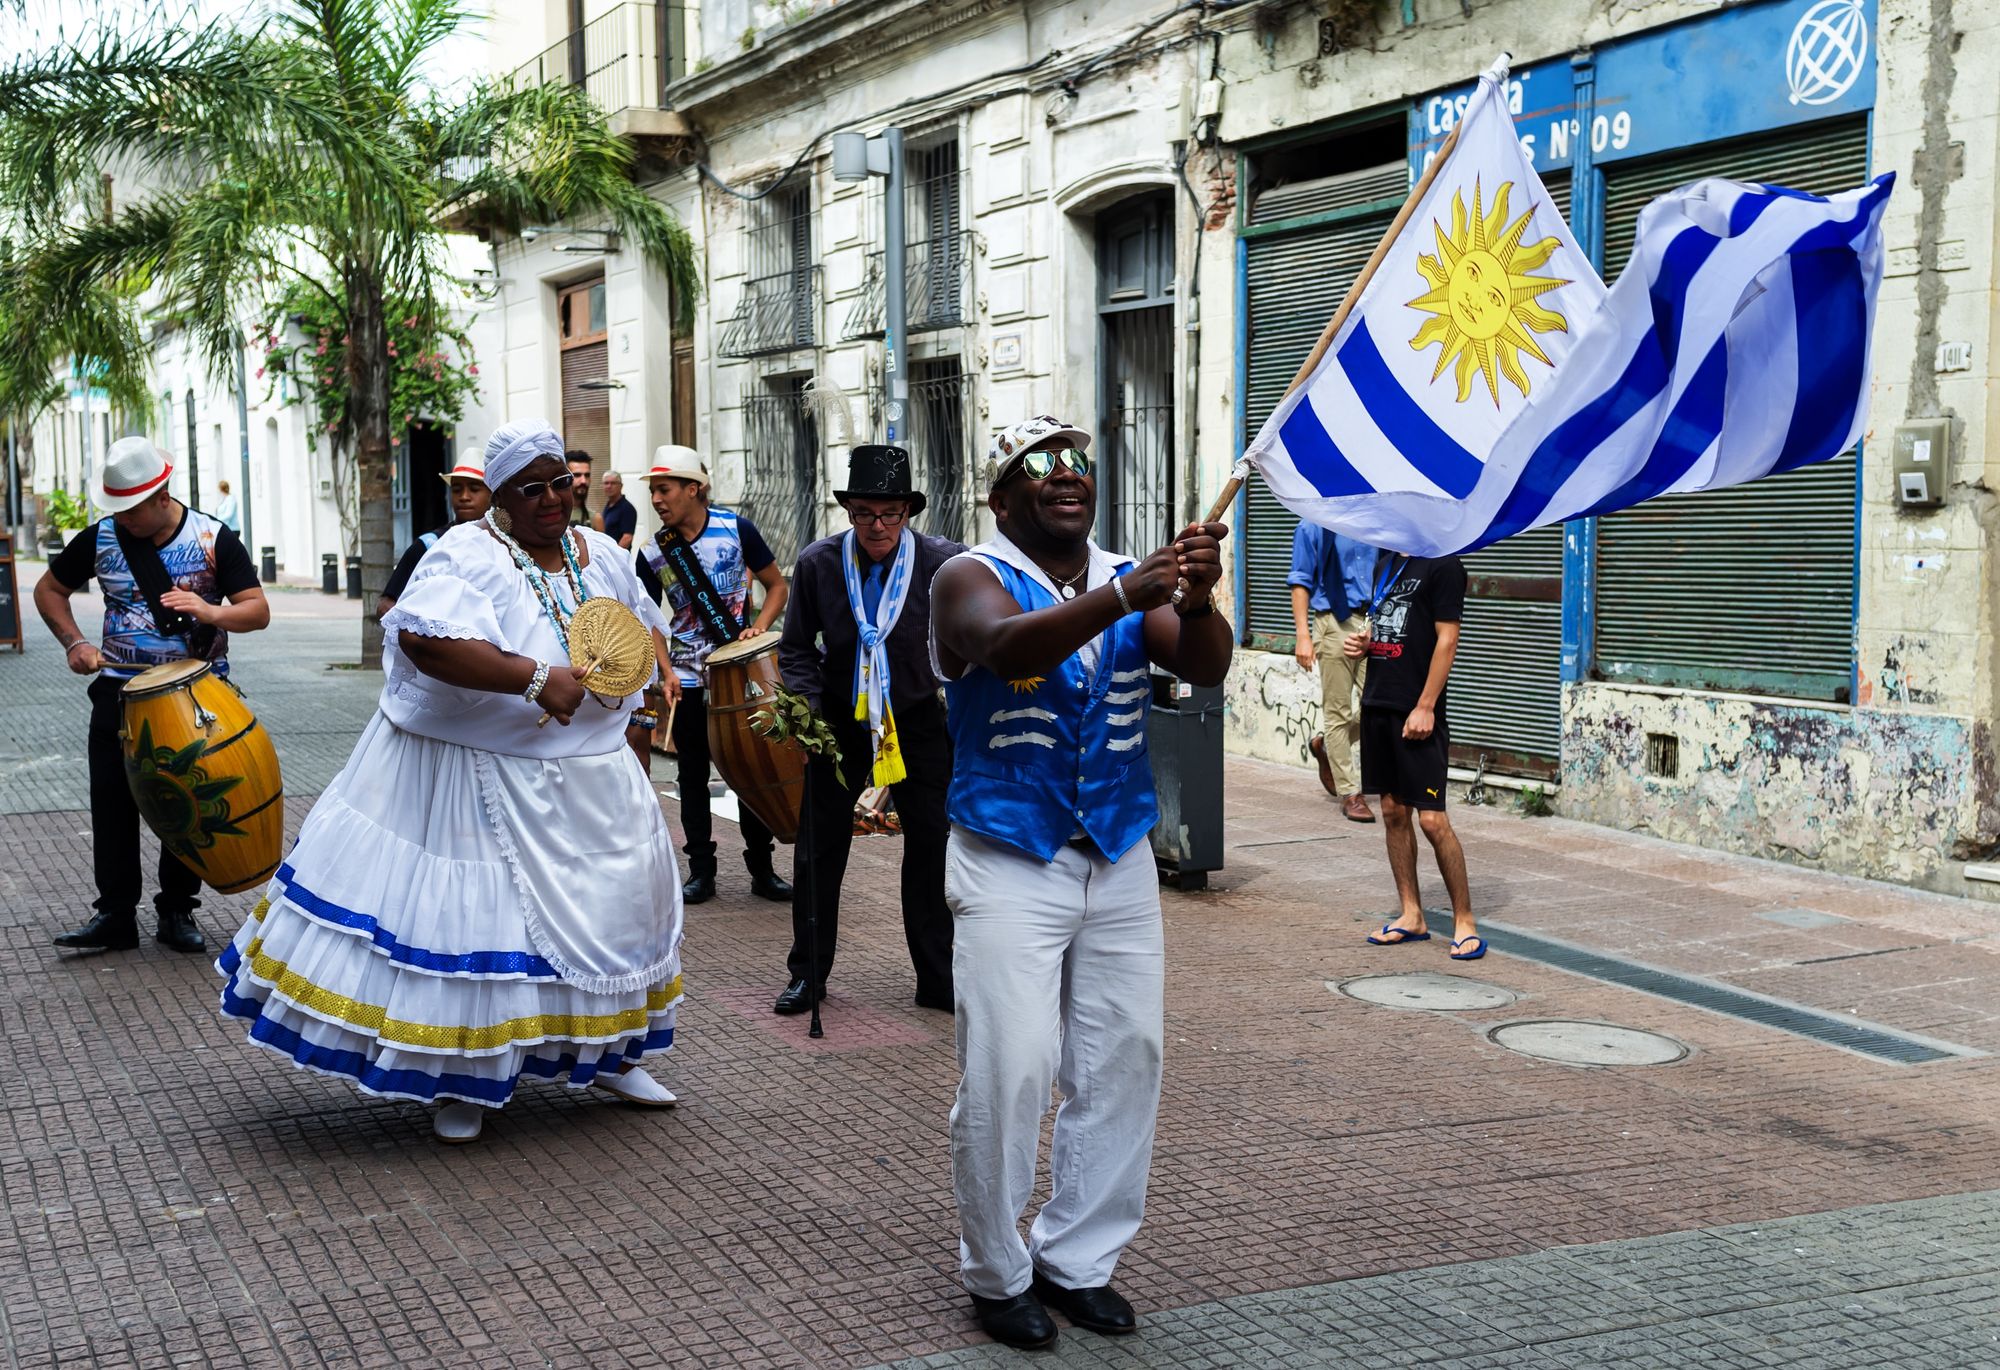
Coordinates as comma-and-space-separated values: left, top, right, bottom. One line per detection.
523, 659, 551, 702
1110, 574, 1133, 615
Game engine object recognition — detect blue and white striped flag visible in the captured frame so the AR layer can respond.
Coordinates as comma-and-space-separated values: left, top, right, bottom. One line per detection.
1246, 63, 1893, 558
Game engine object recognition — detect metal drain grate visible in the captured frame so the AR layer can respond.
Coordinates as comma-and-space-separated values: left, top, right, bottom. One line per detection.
1480, 923, 1976, 1065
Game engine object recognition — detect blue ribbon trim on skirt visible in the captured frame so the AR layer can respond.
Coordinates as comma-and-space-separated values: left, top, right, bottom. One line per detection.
273, 862, 560, 979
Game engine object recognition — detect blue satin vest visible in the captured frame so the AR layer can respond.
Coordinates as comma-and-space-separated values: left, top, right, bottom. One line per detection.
942, 554, 1157, 862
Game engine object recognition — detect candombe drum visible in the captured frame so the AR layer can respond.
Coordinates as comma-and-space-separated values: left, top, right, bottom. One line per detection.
703, 635, 805, 843
119, 659, 285, 894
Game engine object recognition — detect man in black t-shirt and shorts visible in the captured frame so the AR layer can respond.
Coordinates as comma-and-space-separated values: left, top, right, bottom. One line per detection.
1342, 553, 1482, 960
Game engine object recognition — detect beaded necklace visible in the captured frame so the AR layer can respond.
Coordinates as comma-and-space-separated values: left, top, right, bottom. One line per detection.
486, 512, 590, 651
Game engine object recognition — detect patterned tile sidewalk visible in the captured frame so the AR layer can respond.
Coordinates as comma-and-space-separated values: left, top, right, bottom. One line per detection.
3, 599, 2000, 1367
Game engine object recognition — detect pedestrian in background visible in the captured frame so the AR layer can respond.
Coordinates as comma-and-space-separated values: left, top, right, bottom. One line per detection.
1345, 552, 1482, 961
211, 478, 241, 534
1289, 521, 1376, 823
34, 436, 270, 955
598, 470, 637, 548
565, 448, 592, 526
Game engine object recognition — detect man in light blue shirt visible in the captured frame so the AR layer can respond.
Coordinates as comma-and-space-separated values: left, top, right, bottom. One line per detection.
1288, 521, 1378, 821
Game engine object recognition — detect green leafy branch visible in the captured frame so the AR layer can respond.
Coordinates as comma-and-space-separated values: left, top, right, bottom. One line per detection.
750, 684, 845, 788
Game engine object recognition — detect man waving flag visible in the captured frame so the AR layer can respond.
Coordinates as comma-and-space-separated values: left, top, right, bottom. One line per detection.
1238, 55, 1893, 558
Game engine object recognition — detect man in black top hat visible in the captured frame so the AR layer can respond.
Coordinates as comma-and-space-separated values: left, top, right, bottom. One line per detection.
775, 445, 965, 1015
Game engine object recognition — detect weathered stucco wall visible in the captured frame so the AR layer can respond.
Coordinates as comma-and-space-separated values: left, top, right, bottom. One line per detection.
1562, 683, 1997, 897
1224, 651, 1323, 772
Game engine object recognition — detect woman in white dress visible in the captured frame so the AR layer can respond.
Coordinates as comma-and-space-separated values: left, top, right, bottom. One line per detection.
217, 421, 685, 1143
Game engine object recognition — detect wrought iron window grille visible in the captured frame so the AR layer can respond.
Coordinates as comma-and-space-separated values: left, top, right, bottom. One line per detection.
862, 359, 974, 544
719, 186, 820, 358
740, 378, 823, 565
840, 230, 977, 341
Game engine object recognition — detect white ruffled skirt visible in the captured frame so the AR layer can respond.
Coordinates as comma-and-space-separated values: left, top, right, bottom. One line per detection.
217, 713, 684, 1107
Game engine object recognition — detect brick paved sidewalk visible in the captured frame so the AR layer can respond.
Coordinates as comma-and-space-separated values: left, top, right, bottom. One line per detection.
4, 603, 1999, 1367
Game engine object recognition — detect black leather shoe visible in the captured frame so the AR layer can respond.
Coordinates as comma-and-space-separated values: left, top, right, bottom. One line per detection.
969, 1291, 1058, 1350
745, 852, 792, 903
681, 873, 715, 904
1031, 1271, 1136, 1335
155, 910, 206, 954
53, 911, 139, 951
772, 979, 822, 1015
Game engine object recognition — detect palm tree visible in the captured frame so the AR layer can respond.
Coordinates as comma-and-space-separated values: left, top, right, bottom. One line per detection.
0, 0, 699, 660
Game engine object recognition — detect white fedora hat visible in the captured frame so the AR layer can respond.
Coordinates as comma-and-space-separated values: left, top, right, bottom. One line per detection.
93, 436, 174, 514
646, 443, 710, 485
439, 458, 487, 487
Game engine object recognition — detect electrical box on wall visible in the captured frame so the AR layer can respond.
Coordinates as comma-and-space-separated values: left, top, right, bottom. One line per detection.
1891, 418, 1950, 509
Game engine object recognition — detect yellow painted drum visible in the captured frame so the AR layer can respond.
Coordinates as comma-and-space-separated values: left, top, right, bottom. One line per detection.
119, 659, 285, 894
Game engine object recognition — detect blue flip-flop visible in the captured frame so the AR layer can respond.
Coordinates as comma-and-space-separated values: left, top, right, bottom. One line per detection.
1450, 936, 1488, 961
1367, 924, 1431, 946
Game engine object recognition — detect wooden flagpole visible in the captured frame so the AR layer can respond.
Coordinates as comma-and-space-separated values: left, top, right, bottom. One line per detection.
1196, 53, 1510, 528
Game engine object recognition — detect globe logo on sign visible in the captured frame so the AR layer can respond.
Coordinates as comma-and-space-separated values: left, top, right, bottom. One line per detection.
1787, 0, 1869, 107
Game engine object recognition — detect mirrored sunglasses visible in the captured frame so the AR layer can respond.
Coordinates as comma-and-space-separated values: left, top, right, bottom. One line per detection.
510, 472, 579, 501
1011, 446, 1091, 482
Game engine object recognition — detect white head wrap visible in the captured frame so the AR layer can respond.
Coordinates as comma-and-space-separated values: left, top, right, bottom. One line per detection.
483, 420, 566, 492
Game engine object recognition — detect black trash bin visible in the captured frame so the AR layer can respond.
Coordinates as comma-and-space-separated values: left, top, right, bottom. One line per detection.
1146, 672, 1225, 890
260, 546, 277, 583
321, 553, 339, 594
345, 556, 362, 600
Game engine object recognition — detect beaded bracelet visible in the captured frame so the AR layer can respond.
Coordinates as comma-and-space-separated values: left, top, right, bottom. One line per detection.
523, 659, 551, 702
1110, 574, 1133, 615
630, 711, 660, 730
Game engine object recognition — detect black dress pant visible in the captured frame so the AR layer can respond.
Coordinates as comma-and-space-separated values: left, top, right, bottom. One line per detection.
670, 685, 774, 876
787, 696, 952, 1002
88, 675, 203, 920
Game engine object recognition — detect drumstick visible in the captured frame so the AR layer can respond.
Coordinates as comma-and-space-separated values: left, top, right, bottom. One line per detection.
536, 654, 602, 728
664, 693, 679, 741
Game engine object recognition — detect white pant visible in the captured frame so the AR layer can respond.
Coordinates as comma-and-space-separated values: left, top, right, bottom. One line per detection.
945, 825, 1165, 1298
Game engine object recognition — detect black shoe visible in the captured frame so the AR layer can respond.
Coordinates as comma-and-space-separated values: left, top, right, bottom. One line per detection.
1031, 1271, 1136, 1336
681, 873, 716, 904
969, 1291, 1058, 1350
53, 911, 139, 951
745, 853, 792, 903
772, 978, 823, 1015
154, 910, 206, 954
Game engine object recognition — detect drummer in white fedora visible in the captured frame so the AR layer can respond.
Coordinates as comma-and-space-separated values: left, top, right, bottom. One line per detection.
378, 456, 493, 619
33, 435, 270, 954
635, 444, 794, 906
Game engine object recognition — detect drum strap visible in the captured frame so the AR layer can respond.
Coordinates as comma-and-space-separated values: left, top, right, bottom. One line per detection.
654, 528, 744, 647
114, 520, 218, 657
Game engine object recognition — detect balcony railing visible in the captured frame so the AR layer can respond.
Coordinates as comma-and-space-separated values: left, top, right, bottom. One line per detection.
513, 1, 693, 113
717, 267, 821, 359
841, 231, 975, 340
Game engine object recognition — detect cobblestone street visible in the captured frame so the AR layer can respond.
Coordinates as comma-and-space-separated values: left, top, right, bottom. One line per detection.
3, 582, 1998, 1368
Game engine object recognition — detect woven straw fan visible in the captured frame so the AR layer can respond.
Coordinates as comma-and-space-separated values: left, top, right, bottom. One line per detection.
536, 598, 653, 726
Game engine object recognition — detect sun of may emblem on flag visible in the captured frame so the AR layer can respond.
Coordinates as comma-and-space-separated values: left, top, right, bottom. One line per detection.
1407, 178, 1571, 406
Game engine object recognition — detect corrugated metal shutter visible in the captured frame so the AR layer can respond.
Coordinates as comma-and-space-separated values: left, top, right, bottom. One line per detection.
1595, 116, 1866, 702
1451, 173, 1570, 775
561, 339, 610, 463
1242, 176, 1398, 641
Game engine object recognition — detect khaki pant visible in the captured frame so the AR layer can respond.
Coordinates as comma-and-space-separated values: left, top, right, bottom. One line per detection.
1311, 609, 1367, 796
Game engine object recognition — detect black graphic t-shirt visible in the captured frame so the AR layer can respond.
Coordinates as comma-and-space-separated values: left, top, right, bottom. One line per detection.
1360, 554, 1466, 712
49, 508, 259, 679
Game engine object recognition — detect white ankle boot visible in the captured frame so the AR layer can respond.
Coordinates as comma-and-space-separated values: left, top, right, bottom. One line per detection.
433, 1100, 486, 1142
593, 1065, 677, 1108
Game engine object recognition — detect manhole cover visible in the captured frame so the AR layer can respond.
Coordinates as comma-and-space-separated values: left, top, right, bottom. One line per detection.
1489, 1020, 1689, 1067
1337, 973, 1519, 1012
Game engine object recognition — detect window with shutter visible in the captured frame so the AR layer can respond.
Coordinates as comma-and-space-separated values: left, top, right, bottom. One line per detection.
1594, 116, 1867, 702
558, 274, 609, 463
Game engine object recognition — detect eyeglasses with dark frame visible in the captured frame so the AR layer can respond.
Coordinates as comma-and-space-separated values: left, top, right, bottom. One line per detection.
847, 507, 910, 529
508, 472, 579, 501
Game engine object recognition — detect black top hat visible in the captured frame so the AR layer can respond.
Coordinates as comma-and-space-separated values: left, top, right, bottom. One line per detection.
834, 444, 927, 516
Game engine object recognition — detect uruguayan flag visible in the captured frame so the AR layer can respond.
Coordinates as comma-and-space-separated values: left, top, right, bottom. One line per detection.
1247, 63, 1893, 558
